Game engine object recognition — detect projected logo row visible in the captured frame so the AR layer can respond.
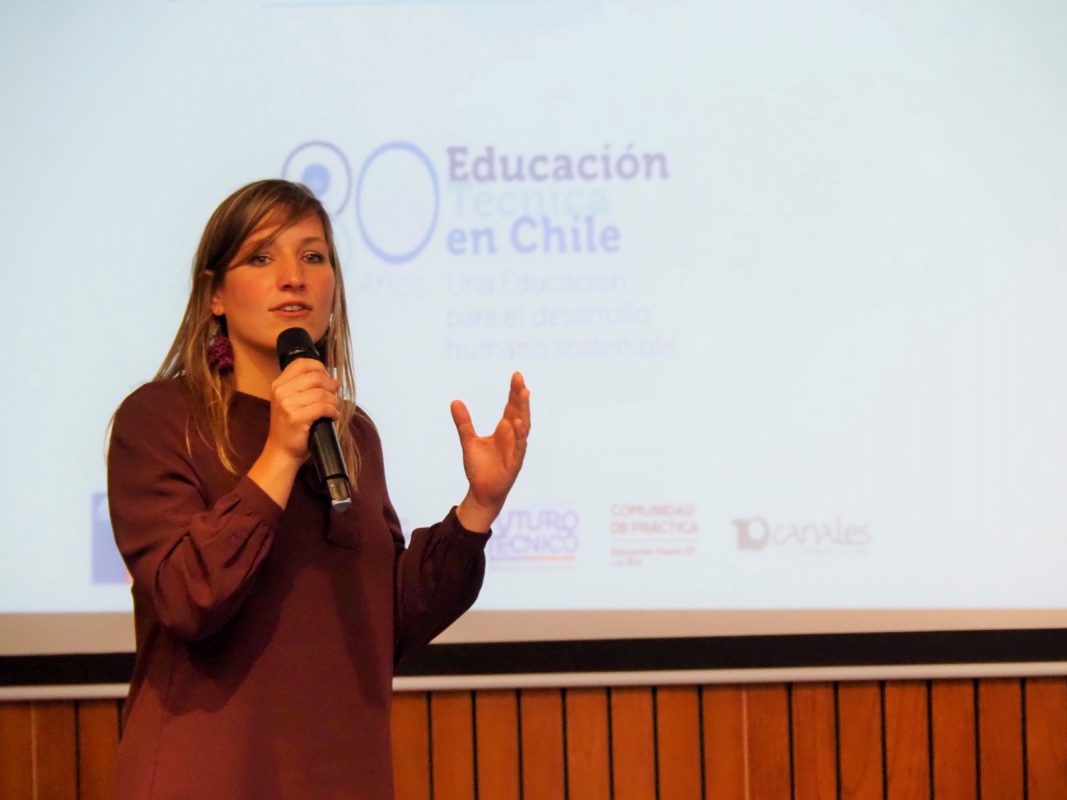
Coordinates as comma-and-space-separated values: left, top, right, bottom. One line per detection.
91, 493, 872, 584
484, 506, 873, 569
282, 140, 670, 264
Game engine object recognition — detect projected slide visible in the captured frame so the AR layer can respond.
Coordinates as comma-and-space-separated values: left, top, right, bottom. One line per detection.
2, 0, 1066, 638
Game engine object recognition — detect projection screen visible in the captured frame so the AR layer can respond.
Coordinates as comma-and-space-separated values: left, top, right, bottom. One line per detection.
2, 0, 1066, 692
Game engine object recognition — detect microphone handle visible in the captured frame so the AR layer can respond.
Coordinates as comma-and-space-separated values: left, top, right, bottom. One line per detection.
309, 418, 351, 512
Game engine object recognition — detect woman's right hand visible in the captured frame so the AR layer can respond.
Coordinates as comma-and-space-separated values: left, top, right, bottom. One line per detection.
248, 359, 341, 508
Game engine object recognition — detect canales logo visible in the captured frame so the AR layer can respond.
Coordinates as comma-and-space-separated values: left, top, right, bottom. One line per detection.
486, 509, 579, 565
733, 515, 871, 552
282, 140, 669, 264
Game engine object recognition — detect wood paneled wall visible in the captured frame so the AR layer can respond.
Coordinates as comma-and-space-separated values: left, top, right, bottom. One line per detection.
2, 677, 1066, 799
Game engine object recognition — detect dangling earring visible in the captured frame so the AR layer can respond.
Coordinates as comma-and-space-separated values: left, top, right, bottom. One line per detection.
207, 317, 234, 371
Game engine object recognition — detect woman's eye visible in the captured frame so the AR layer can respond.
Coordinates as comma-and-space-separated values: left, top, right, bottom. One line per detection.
304, 252, 326, 264
248, 253, 271, 266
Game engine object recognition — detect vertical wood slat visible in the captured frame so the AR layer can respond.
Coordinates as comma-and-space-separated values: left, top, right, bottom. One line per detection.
519, 689, 565, 800
474, 690, 520, 800
978, 679, 1024, 800
1026, 677, 1067, 800
564, 687, 611, 800
654, 685, 702, 800
610, 686, 657, 800
836, 682, 883, 800
4, 677, 1067, 800
77, 700, 120, 800
931, 680, 977, 799
702, 685, 746, 799
792, 682, 838, 800
746, 684, 792, 799
34, 701, 77, 800
393, 691, 431, 800
883, 681, 930, 800
430, 691, 476, 800
0, 701, 34, 800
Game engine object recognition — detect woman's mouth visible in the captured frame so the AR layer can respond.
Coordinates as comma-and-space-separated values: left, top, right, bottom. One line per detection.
271, 303, 311, 316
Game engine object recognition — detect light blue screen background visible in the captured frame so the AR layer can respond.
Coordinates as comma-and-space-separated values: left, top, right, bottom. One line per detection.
1, 0, 1065, 652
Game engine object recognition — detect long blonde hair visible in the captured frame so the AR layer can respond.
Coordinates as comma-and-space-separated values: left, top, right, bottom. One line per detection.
157, 179, 360, 482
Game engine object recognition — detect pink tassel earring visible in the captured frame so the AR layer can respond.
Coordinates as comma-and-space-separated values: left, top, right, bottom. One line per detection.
207, 319, 234, 371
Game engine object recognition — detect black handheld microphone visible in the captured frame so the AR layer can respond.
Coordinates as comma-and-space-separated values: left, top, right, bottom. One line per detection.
276, 327, 351, 512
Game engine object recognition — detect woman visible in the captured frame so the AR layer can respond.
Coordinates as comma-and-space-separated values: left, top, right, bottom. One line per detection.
108, 179, 530, 799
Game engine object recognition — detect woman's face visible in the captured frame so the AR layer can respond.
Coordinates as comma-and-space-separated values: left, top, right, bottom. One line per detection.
210, 210, 335, 366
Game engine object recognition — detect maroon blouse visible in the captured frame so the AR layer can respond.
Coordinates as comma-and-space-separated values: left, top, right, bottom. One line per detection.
108, 379, 488, 799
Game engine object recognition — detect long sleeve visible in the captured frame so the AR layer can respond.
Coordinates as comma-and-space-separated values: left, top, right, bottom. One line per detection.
108, 381, 282, 643
350, 413, 489, 665
392, 505, 490, 664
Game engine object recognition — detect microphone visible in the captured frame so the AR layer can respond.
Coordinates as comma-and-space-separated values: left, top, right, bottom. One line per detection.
276, 327, 351, 512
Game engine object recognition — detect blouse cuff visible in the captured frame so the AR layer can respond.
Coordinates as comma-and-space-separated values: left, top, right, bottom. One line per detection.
446, 506, 493, 544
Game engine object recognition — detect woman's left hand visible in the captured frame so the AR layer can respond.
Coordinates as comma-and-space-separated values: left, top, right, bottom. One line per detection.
452, 372, 531, 533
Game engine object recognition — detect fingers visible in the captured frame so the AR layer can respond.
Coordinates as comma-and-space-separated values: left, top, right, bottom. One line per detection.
503, 374, 531, 458
276, 358, 339, 392
272, 359, 341, 423
513, 416, 529, 456
275, 361, 339, 401
492, 417, 520, 468
450, 400, 475, 445
278, 378, 341, 413
280, 391, 341, 423
503, 371, 532, 433
456, 374, 531, 446
454, 373, 531, 441
508, 374, 530, 472
452, 374, 530, 512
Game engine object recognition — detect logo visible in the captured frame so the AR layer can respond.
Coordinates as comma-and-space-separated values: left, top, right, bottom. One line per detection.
486, 509, 579, 565
733, 515, 871, 552
282, 140, 670, 264
610, 503, 699, 534
608, 503, 700, 567
281, 141, 353, 215
355, 141, 440, 264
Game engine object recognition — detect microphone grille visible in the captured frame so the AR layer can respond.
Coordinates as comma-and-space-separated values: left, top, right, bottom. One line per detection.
276, 327, 320, 370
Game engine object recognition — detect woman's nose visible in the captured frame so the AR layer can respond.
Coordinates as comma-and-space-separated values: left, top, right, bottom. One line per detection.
277, 256, 306, 289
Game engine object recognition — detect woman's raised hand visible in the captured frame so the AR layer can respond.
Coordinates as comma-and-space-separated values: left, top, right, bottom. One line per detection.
452, 372, 532, 533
